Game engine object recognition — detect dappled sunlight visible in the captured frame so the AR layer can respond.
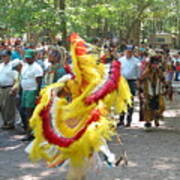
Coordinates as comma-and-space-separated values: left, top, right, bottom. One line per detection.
153, 162, 176, 170
0, 95, 179, 179
18, 162, 43, 169
0, 135, 25, 150
131, 111, 145, 128
128, 161, 138, 168
131, 96, 180, 129
163, 109, 180, 118
15, 175, 41, 180
152, 156, 180, 171
10, 166, 67, 180
0, 144, 23, 151
11, 134, 26, 140
39, 169, 58, 177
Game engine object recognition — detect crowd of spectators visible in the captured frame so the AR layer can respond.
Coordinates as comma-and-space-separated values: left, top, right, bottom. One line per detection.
0, 38, 179, 140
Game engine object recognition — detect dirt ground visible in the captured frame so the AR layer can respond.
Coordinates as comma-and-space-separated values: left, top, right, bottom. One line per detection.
0, 94, 180, 180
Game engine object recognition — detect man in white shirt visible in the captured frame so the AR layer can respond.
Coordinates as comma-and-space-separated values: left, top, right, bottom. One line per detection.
20, 49, 43, 141
118, 48, 140, 127
0, 50, 19, 129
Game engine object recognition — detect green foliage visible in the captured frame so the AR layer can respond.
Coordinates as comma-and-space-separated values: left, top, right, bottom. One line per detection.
0, 0, 179, 44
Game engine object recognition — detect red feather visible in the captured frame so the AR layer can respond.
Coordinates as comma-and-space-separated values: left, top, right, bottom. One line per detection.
85, 61, 121, 105
40, 105, 101, 148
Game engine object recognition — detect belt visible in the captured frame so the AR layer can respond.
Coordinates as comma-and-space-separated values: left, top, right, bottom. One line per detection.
0, 85, 13, 89
127, 79, 137, 81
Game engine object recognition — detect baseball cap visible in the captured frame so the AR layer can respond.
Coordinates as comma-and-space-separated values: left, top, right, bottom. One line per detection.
24, 49, 35, 58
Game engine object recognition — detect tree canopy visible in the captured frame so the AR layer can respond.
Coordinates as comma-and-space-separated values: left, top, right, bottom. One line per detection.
0, 0, 179, 46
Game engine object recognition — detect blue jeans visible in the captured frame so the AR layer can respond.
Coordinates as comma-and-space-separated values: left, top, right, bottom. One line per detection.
175, 72, 180, 81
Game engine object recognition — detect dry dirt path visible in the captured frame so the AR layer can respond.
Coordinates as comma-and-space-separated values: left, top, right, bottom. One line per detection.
0, 95, 180, 180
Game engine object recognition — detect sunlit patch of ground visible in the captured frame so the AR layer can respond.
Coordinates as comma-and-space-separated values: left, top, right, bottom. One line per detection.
0, 95, 180, 180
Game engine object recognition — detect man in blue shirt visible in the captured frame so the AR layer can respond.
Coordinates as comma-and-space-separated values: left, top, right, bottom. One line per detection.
118, 47, 140, 127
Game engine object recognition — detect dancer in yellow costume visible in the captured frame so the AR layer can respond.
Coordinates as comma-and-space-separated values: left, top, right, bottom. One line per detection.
26, 33, 131, 180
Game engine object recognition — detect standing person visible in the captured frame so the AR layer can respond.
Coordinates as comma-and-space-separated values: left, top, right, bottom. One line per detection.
119, 39, 127, 52
20, 49, 43, 140
174, 52, 180, 81
139, 56, 166, 128
11, 45, 23, 60
57, 40, 67, 63
43, 49, 67, 86
139, 42, 147, 52
11, 60, 23, 105
163, 53, 174, 100
36, 50, 47, 72
136, 50, 148, 62
126, 40, 135, 51
118, 47, 140, 127
0, 50, 19, 129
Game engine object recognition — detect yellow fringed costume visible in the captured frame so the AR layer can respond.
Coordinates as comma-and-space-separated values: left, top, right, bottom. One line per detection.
26, 33, 131, 179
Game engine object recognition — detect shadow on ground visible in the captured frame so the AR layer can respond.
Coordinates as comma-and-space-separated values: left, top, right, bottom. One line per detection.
0, 95, 180, 180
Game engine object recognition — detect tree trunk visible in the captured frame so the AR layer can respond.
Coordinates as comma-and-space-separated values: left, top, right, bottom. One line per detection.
59, 0, 67, 42
176, 0, 180, 48
130, 19, 141, 45
54, 0, 58, 9
126, 2, 151, 42
103, 18, 109, 38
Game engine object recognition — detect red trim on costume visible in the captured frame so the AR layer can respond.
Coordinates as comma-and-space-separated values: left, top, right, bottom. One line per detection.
40, 104, 101, 148
64, 65, 75, 79
85, 61, 121, 105
68, 33, 87, 56
68, 33, 79, 42
176, 65, 180, 71
75, 41, 87, 56
101, 55, 107, 64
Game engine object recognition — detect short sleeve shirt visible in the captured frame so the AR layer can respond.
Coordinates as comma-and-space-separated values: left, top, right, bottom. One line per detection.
0, 62, 18, 86
21, 62, 43, 90
118, 56, 140, 80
